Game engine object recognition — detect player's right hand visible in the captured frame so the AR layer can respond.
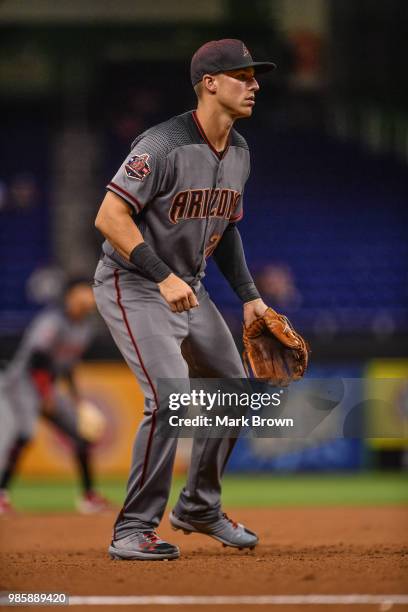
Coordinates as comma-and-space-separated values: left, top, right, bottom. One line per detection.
158, 273, 199, 313
40, 396, 56, 417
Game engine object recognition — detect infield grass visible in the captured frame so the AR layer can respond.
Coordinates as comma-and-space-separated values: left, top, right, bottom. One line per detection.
8, 472, 408, 512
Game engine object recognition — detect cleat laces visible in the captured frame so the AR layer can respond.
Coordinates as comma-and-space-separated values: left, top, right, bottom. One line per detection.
143, 531, 159, 544
222, 513, 238, 529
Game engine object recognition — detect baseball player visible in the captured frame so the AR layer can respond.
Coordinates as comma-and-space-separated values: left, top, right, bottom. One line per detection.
0, 278, 111, 515
94, 39, 276, 560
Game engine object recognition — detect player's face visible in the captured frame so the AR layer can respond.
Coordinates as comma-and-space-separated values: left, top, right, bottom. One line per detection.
65, 285, 96, 321
215, 67, 260, 118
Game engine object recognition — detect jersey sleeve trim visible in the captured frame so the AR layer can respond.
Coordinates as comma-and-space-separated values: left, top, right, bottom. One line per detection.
229, 211, 244, 223
107, 182, 143, 213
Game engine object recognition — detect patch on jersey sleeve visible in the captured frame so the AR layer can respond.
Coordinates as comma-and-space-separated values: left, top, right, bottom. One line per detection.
125, 153, 151, 181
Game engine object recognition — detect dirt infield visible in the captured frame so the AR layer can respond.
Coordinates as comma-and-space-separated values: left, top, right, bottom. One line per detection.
1, 507, 407, 611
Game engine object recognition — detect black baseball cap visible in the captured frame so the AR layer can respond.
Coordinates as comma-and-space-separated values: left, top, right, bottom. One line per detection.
191, 38, 276, 86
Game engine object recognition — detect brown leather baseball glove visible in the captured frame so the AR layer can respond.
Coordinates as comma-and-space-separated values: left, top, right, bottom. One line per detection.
243, 307, 309, 385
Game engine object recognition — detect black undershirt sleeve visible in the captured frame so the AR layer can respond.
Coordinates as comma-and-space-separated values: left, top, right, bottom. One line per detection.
212, 223, 260, 303
28, 350, 54, 376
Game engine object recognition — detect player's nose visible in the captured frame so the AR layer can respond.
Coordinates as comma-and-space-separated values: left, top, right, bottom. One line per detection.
249, 78, 260, 92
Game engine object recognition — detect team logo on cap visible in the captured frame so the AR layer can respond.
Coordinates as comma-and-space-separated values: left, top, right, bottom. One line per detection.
242, 43, 250, 57
125, 153, 151, 181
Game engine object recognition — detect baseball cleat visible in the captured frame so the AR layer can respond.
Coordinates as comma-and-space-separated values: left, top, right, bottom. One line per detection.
0, 490, 15, 516
169, 510, 258, 549
77, 491, 114, 514
108, 531, 180, 561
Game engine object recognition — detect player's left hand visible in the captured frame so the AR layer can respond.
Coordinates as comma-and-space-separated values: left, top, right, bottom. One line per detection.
242, 306, 309, 385
243, 298, 268, 327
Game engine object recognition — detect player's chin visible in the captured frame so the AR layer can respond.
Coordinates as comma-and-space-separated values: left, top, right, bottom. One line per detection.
236, 104, 254, 118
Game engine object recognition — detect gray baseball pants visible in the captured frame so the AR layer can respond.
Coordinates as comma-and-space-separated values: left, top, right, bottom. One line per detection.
93, 258, 246, 538
0, 374, 88, 475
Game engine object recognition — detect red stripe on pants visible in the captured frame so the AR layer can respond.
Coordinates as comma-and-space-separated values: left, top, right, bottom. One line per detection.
114, 269, 159, 489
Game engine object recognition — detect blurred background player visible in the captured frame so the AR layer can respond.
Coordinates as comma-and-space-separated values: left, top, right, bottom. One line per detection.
0, 278, 110, 515
254, 263, 302, 312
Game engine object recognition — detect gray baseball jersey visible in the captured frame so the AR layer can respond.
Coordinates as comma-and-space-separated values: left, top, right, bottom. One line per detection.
103, 110, 250, 282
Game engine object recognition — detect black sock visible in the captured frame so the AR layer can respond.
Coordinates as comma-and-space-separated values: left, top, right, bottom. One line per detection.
0, 437, 30, 489
74, 440, 93, 493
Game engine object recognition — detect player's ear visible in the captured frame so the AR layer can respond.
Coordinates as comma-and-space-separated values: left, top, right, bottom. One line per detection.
203, 74, 217, 95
